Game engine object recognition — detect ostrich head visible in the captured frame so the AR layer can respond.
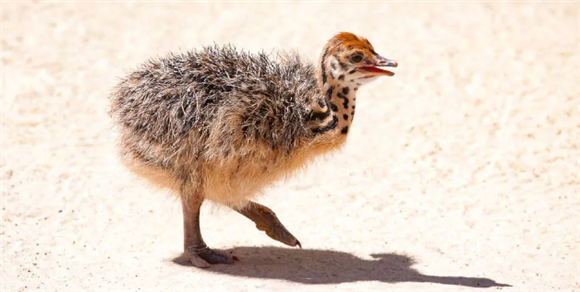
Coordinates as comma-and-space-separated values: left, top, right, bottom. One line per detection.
318, 32, 397, 89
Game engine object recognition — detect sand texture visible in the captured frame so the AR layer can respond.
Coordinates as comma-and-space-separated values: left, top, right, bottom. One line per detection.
1, 2, 579, 291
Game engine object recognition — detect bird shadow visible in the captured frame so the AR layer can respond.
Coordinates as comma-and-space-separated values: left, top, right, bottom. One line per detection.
173, 246, 510, 288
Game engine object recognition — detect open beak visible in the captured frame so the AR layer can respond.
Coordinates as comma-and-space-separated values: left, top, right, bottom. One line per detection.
358, 55, 398, 77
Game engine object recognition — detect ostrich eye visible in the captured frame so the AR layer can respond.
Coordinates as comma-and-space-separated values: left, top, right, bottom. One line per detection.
350, 54, 363, 63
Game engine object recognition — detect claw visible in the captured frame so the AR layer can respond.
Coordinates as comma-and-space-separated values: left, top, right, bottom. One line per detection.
268, 223, 301, 248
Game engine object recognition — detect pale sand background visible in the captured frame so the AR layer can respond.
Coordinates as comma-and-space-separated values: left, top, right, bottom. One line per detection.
1, 1, 579, 291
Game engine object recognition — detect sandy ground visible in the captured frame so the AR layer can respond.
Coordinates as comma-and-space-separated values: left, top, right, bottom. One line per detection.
1, 1, 579, 291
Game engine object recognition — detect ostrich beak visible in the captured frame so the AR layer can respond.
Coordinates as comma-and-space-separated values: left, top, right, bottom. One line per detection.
376, 55, 398, 68
358, 55, 397, 77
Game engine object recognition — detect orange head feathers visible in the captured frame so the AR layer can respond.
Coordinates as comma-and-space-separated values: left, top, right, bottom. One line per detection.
319, 32, 397, 86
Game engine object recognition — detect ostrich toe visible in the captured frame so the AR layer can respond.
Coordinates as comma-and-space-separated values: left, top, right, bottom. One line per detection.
185, 247, 238, 268
236, 201, 301, 248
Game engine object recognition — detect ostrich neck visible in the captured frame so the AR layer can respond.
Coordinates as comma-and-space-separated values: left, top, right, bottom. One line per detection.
317, 54, 358, 134
321, 81, 356, 134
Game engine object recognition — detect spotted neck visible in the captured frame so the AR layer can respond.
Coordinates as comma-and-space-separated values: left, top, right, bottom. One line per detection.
317, 51, 359, 135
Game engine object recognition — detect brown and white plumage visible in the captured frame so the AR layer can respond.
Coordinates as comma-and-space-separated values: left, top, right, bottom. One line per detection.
110, 32, 397, 267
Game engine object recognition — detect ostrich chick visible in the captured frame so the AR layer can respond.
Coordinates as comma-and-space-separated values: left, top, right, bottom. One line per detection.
110, 32, 397, 268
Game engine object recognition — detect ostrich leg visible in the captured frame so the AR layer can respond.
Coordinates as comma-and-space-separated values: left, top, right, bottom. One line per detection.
236, 201, 301, 248
181, 188, 237, 268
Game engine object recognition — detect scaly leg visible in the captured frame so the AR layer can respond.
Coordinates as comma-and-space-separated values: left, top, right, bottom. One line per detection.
181, 190, 238, 268
235, 201, 301, 248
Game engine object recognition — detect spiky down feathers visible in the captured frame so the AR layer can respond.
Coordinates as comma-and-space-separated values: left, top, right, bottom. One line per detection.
110, 45, 343, 206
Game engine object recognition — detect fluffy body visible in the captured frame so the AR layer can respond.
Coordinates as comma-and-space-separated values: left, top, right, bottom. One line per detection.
110, 45, 347, 207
